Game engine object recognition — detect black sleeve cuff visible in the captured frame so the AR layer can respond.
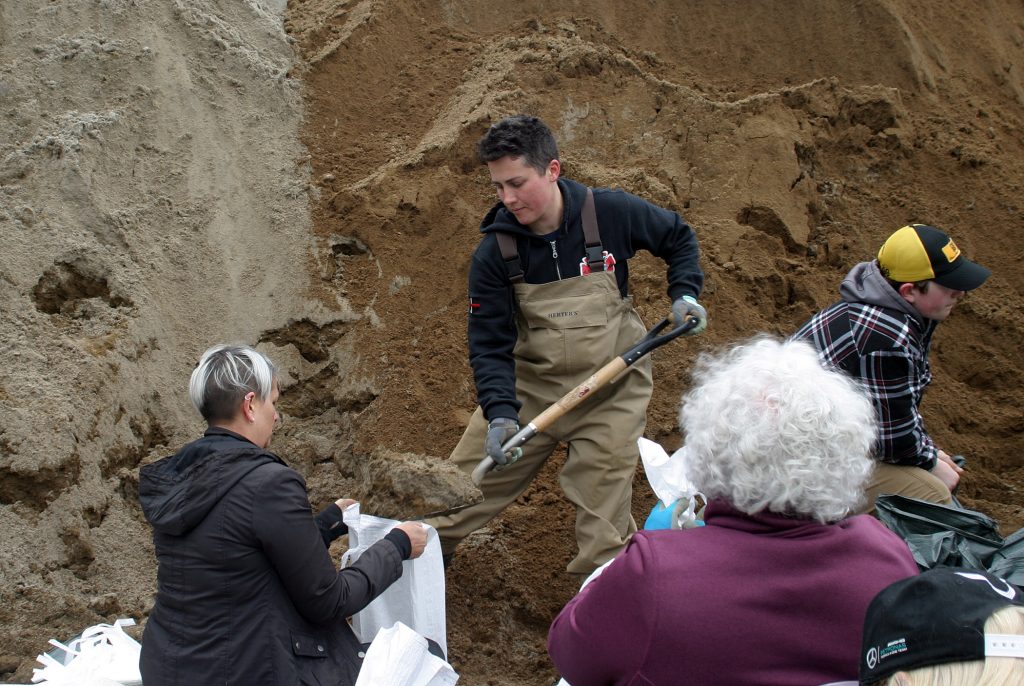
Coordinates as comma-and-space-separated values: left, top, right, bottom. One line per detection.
314, 503, 348, 547
384, 527, 412, 560
484, 403, 519, 423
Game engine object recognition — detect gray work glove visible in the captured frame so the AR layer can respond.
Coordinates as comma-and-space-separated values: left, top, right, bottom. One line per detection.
485, 417, 522, 466
671, 295, 707, 335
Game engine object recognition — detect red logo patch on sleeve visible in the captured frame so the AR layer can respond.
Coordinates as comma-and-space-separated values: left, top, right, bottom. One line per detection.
469, 297, 480, 315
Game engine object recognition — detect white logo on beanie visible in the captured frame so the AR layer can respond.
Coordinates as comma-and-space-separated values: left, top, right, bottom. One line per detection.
955, 572, 1018, 600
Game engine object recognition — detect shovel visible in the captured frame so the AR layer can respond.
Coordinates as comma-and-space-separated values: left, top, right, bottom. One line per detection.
471, 315, 699, 485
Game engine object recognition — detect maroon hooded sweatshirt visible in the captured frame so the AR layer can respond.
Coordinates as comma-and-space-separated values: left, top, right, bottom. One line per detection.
548, 499, 917, 686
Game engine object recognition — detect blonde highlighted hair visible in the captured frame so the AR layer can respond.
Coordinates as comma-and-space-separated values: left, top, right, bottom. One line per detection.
189, 344, 276, 423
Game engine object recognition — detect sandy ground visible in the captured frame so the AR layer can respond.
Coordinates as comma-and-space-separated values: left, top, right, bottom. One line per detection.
1, 1, 1022, 684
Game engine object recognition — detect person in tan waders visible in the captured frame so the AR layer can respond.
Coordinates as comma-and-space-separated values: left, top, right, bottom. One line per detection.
428, 115, 706, 577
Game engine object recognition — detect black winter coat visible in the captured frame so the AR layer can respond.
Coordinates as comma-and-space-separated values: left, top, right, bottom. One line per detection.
138, 428, 411, 686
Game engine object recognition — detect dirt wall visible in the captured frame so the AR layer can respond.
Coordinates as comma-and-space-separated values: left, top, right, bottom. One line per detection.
0, 1, 1022, 684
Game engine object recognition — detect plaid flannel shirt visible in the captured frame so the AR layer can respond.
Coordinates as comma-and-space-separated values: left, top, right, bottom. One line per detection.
793, 301, 939, 469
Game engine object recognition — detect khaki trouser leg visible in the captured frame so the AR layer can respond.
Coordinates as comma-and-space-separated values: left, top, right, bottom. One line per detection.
858, 461, 954, 515
426, 407, 558, 556
559, 436, 640, 575
557, 359, 651, 575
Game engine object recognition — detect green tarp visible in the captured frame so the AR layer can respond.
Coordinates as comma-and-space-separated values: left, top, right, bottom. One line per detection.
876, 494, 1024, 587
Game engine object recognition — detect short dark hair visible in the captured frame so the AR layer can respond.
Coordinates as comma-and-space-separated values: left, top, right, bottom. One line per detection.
884, 278, 932, 294
476, 115, 559, 173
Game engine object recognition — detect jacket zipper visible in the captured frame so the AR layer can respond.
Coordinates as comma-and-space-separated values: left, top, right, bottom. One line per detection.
549, 240, 562, 280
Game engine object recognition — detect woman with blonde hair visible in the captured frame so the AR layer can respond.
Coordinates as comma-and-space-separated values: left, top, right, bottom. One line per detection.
861, 567, 1024, 685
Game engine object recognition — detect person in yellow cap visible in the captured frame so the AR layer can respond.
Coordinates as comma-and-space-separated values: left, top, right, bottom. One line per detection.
793, 224, 990, 512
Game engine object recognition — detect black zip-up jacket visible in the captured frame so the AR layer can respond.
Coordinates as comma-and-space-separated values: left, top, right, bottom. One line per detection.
468, 177, 703, 421
138, 428, 411, 686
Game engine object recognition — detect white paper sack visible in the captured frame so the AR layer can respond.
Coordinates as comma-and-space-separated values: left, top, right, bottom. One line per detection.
31, 618, 141, 686
355, 621, 458, 686
638, 437, 704, 528
341, 504, 448, 656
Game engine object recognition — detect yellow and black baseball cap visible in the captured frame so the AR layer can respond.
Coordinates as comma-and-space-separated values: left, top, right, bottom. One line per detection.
878, 224, 991, 291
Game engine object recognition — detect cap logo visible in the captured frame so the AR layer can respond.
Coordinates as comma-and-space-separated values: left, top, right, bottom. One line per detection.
865, 646, 878, 669
942, 239, 961, 263
880, 638, 908, 662
955, 571, 1017, 600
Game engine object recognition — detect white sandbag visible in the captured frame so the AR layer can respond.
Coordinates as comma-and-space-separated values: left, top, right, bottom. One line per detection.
31, 618, 141, 686
638, 437, 705, 529
355, 621, 458, 686
341, 504, 448, 657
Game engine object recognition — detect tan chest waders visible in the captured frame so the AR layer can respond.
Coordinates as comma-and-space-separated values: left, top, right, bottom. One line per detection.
428, 190, 654, 575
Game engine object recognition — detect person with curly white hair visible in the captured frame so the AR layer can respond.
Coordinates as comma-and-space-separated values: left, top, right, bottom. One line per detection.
549, 336, 919, 686
682, 335, 875, 523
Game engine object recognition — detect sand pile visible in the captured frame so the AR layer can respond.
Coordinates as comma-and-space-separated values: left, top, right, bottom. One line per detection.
1, 1, 1022, 683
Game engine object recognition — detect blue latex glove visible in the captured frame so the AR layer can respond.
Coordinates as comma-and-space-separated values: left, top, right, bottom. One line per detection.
644, 499, 679, 530
672, 295, 707, 335
644, 498, 705, 530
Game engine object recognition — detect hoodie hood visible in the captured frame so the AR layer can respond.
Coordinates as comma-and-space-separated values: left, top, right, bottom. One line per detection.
839, 261, 924, 325
139, 428, 283, 536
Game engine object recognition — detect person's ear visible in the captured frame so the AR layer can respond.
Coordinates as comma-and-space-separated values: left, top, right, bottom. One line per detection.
244, 392, 256, 422
898, 282, 917, 303
546, 159, 560, 181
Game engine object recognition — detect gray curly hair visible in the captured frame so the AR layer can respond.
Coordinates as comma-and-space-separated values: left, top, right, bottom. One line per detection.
679, 336, 876, 523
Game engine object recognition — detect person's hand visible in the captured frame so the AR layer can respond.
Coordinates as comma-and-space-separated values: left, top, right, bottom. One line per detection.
931, 456, 962, 493
644, 499, 681, 530
334, 498, 357, 510
394, 522, 428, 559
644, 498, 703, 530
937, 449, 965, 474
672, 295, 707, 335
485, 417, 522, 466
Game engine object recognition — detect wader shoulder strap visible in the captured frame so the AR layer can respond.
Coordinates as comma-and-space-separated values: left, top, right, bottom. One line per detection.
581, 189, 605, 272
494, 188, 604, 283
495, 232, 524, 284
